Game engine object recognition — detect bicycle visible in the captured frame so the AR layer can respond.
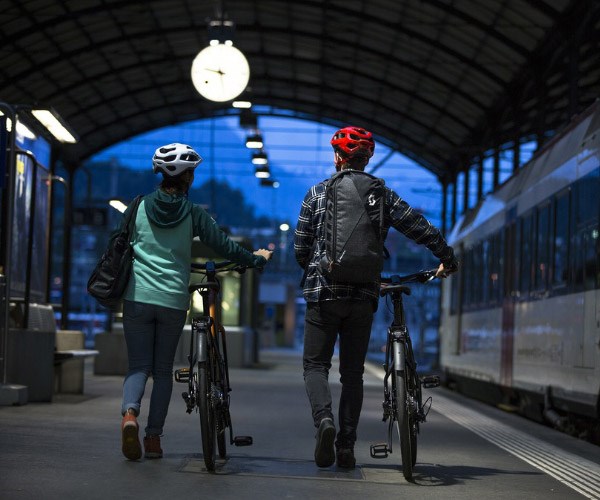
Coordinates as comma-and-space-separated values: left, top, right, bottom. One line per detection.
174, 260, 253, 472
370, 269, 441, 480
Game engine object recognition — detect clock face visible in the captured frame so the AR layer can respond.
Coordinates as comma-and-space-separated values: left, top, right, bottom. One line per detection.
191, 44, 250, 102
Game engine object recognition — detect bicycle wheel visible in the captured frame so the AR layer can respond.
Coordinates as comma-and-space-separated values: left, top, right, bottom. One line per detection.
198, 358, 216, 471
393, 358, 413, 480
215, 373, 227, 458
214, 330, 228, 458
410, 376, 420, 467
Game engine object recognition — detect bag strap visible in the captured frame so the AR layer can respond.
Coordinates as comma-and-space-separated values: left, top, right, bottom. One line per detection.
121, 195, 143, 236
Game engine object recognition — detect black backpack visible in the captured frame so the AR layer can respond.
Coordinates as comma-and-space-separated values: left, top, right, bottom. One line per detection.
318, 170, 385, 283
87, 195, 142, 308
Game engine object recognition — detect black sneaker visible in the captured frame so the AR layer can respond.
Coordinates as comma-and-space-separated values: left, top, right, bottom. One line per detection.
314, 418, 336, 467
336, 447, 356, 469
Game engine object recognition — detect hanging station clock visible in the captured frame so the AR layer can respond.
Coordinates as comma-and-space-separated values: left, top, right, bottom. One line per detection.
190, 43, 250, 102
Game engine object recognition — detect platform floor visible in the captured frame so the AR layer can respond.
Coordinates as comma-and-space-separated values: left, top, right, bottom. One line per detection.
1, 348, 599, 500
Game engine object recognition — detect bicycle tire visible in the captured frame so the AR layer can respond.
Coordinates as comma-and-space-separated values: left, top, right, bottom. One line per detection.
214, 330, 228, 458
216, 368, 227, 459
217, 427, 226, 458
394, 365, 413, 480
198, 359, 216, 471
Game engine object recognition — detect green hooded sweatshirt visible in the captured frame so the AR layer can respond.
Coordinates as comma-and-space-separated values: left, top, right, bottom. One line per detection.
123, 189, 266, 310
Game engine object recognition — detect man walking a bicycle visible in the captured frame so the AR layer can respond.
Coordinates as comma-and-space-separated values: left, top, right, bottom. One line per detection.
294, 126, 458, 469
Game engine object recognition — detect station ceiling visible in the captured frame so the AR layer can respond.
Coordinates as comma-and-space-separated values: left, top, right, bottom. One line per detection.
1, 0, 599, 182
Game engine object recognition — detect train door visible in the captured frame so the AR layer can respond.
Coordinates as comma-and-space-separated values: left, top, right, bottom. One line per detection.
500, 214, 517, 387
580, 223, 599, 369
572, 170, 599, 369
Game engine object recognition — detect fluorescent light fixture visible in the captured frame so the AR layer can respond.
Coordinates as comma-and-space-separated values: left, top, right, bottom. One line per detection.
16, 120, 36, 139
251, 151, 268, 165
31, 108, 78, 143
232, 100, 252, 109
0, 112, 36, 139
254, 166, 270, 179
245, 134, 263, 149
109, 199, 128, 213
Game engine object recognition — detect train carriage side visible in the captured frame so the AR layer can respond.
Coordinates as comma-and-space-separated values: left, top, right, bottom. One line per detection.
440, 101, 600, 430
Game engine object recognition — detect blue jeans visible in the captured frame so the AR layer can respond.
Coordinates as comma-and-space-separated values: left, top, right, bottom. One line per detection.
303, 300, 374, 449
121, 300, 187, 436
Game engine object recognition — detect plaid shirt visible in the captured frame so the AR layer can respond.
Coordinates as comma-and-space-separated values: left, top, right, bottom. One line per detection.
294, 176, 456, 304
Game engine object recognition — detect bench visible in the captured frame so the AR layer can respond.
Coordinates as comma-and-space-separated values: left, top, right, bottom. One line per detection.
54, 349, 100, 364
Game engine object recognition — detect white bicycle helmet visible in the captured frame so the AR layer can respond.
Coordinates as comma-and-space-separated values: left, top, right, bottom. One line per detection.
152, 143, 202, 176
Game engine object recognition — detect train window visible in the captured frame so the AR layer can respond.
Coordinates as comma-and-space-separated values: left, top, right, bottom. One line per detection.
519, 212, 535, 297
535, 203, 551, 292
482, 239, 491, 305
474, 242, 484, 307
450, 252, 461, 315
572, 170, 599, 291
460, 248, 471, 309
552, 190, 570, 288
491, 230, 504, 304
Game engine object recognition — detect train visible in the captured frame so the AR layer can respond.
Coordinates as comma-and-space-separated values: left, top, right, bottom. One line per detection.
439, 99, 600, 442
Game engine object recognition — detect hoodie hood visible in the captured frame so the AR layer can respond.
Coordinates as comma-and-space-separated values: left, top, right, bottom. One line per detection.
144, 189, 193, 228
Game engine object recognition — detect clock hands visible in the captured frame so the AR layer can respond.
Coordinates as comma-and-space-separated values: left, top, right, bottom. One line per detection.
204, 67, 225, 76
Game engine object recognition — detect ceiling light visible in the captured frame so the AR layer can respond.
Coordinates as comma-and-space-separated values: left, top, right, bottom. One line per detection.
109, 199, 128, 213
252, 151, 268, 165
232, 100, 252, 109
246, 134, 263, 149
31, 108, 78, 143
0, 112, 36, 139
254, 166, 270, 179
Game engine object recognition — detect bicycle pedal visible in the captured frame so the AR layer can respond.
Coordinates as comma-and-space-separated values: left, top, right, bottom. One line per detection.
370, 443, 389, 458
174, 368, 190, 383
233, 436, 253, 446
181, 392, 194, 413
421, 375, 441, 389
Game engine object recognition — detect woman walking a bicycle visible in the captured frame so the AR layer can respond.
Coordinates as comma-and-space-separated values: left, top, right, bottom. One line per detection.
119, 143, 272, 461
294, 126, 458, 469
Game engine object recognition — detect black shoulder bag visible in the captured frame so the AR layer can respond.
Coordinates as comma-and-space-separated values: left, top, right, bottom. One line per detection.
87, 195, 142, 308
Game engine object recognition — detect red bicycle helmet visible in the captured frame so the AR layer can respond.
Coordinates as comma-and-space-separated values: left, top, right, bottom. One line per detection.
331, 126, 375, 166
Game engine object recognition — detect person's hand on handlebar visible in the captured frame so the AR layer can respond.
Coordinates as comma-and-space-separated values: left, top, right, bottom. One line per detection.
254, 248, 274, 261
435, 260, 459, 279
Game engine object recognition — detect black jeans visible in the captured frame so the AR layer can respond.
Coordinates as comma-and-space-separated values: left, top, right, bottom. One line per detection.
303, 300, 374, 449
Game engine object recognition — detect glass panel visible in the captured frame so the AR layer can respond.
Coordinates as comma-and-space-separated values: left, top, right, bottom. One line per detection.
520, 213, 534, 297
553, 191, 569, 287
535, 204, 550, 291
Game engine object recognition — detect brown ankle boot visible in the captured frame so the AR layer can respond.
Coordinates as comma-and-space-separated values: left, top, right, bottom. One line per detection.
144, 434, 163, 459
121, 409, 142, 460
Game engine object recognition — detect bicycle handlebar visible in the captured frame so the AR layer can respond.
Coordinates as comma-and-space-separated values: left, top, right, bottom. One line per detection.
380, 269, 438, 285
190, 260, 250, 274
